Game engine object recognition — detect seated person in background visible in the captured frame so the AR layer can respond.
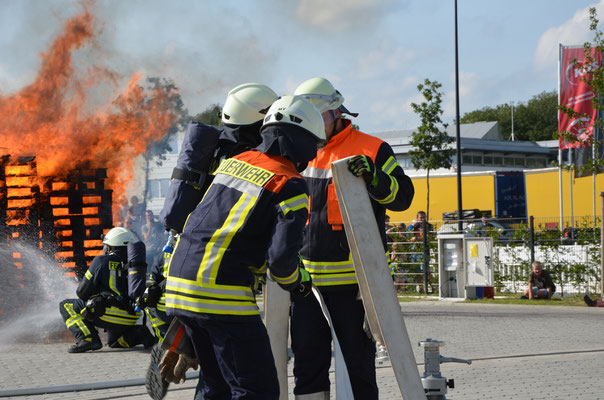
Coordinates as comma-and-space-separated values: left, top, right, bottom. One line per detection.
522, 261, 556, 299
476, 216, 494, 237
408, 211, 432, 242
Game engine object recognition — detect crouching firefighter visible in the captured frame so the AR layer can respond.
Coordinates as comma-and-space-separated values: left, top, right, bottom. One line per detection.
59, 227, 156, 353
164, 95, 324, 399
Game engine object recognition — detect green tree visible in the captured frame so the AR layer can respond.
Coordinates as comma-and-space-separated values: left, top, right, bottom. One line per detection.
409, 79, 454, 221
192, 103, 223, 126
461, 91, 558, 142
141, 77, 188, 205
143, 77, 188, 163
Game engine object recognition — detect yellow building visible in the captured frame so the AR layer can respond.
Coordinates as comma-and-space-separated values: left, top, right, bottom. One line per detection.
389, 168, 604, 226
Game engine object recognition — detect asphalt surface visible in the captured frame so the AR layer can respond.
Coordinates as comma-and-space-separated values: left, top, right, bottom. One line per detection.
1, 300, 603, 399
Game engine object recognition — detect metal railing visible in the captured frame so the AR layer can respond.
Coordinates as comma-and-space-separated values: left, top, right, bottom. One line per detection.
387, 215, 601, 296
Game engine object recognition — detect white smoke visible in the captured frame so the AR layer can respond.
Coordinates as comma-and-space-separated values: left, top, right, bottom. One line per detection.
0, 241, 78, 348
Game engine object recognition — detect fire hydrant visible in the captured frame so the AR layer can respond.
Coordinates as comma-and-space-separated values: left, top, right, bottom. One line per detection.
418, 338, 471, 400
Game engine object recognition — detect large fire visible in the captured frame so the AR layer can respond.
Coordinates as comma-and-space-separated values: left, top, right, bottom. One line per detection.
0, 4, 182, 211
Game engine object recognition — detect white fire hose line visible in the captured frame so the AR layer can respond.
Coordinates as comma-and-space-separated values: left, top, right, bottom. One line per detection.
0, 372, 199, 397
311, 285, 354, 399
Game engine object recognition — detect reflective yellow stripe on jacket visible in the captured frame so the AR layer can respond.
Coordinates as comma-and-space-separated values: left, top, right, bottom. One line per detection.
98, 306, 141, 326
302, 255, 358, 287
165, 276, 259, 316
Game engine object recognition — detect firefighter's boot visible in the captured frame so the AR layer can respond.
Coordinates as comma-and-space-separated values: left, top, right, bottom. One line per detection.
139, 325, 158, 349
68, 335, 103, 353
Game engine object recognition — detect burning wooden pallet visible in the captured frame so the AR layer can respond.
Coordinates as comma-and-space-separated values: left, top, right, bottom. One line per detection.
1, 156, 114, 281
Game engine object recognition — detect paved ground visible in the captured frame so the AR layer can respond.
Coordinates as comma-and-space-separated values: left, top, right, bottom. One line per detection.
1, 300, 604, 399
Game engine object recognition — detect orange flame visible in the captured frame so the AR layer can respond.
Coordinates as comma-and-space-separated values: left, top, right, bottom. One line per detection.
50, 197, 69, 205
7, 188, 33, 197
83, 196, 102, 204
82, 206, 98, 215
0, 5, 182, 213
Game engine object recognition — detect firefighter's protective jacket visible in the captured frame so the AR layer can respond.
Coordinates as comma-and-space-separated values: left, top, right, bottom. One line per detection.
166, 150, 309, 317
146, 252, 169, 313
76, 253, 141, 326
300, 120, 414, 290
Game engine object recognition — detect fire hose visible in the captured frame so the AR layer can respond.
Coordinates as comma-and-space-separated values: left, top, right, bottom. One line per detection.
0, 372, 199, 398
1, 288, 345, 398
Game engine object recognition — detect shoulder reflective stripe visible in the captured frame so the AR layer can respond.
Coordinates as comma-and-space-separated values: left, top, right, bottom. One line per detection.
301, 167, 332, 179
199, 192, 257, 283
279, 194, 309, 215
375, 174, 399, 205
166, 278, 255, 300
166, 294, 259, 315
381, 156, 399, 175
84, 270, 92, 280
270, 268, 299, 285
128, 270, 138, 275
215, 158, 274, 187
213, 173, 265, 198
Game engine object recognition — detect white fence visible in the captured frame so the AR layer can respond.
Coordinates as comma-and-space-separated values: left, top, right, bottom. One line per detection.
493, 244, 600, 296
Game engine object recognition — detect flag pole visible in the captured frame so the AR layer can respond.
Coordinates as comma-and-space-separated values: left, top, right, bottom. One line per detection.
558, 43, 564, 232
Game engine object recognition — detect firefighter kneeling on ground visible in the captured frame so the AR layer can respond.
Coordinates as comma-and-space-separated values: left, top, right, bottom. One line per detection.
59, 227, 156, 353
163, 95, 324, 399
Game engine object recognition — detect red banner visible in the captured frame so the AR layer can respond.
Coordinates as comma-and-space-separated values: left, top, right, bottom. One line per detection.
558, 46, 601, 149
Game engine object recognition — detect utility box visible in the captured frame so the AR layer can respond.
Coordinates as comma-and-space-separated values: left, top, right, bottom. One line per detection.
437, 234, 494, 299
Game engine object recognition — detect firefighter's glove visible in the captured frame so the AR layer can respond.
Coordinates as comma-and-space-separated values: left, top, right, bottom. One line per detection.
348, 155, 378, 188
252, 273, 266, 292
81, 296, 106, 321
159, 350, 198, 384
146, 284, 163, 308
292, 268, 312, 298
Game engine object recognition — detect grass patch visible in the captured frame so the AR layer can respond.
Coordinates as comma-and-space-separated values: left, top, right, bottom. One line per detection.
395, 293, 591, 306
466, 293, 588, 306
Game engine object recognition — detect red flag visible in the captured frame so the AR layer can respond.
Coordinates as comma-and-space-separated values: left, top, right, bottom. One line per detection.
558, 46, 601, 149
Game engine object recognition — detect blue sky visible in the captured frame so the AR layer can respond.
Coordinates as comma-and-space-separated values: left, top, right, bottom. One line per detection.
0, 0, 601, 134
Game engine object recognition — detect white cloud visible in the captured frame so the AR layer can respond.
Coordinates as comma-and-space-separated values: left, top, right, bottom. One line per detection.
532, 1, 604, 73
354, 41, 416, 79
295, 0, 400, 32
442, 70, 495, 122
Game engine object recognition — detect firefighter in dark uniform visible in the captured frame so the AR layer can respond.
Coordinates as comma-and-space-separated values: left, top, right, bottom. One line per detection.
142, 83, 281, 343
139, 252, 170, 340
59, 227, 156, 353
165, 95, 325, 400
291, 77, 415, 400
142, 84, 280, 400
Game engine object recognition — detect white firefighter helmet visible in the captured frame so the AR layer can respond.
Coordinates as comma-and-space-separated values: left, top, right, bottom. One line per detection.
262, 95, 326, 141
293, 77, 344, 113
102, 227, 136, 247
294, 77, 358, 117
221, 83, 279, 125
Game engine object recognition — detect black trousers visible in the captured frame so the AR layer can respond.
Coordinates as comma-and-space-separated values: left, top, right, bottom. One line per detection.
59, 298, 144, 348
178, 313, 279, 400
290, 288, 378, 399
